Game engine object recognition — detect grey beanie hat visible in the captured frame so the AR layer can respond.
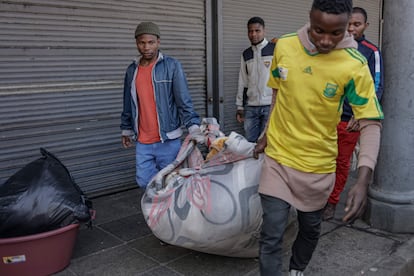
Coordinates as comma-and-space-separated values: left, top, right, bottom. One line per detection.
134, 22, 160, 38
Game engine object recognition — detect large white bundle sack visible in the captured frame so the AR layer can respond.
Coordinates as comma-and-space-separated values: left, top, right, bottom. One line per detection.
141, 119, 296, 257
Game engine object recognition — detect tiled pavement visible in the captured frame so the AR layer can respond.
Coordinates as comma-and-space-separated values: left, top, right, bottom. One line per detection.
55, 188, 261, 276
55, 182, 414, 276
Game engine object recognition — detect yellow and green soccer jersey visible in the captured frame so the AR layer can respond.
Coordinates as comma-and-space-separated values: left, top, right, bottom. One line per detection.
266, 33, 384, 173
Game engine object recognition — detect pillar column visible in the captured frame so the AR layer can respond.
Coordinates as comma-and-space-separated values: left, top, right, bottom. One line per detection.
365, 0, 414, 233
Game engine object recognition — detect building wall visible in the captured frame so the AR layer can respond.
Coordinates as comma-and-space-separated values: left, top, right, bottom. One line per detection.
0, 0, 382, 195
0, 0, 206, 195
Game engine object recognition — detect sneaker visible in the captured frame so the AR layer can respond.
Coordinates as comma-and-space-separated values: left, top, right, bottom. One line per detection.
322, 202, 336, 221
289, 269, 304, 276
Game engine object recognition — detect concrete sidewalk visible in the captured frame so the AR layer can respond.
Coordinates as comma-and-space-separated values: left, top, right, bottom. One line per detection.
55, 180, 414, 276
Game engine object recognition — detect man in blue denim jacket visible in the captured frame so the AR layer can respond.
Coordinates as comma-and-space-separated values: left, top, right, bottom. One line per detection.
120, 22, 202, 189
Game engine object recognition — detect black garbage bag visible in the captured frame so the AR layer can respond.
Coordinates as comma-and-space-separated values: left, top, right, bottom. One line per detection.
0, 148, 92, 238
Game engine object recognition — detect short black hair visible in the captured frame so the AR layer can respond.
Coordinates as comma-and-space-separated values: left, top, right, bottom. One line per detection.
353, 7, 368, 22
247, 16, 265, 27
311, 0, 353, 15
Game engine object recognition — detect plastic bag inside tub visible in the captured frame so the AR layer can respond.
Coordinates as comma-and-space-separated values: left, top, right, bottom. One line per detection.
0, 148, 92, 238
141, 118, 264, 257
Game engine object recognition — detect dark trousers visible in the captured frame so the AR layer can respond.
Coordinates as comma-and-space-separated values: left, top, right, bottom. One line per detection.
259, 194, 323, 276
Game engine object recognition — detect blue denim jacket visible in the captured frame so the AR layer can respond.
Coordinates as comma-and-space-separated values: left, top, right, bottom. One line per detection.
120, 52, 200, 141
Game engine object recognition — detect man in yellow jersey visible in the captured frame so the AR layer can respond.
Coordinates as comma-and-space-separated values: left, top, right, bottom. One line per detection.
253, 0, 383, 275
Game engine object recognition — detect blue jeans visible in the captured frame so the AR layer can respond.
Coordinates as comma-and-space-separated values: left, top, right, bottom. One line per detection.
135, 139, 181, 188
244, 105, 270, 142
259, 194, 323, 276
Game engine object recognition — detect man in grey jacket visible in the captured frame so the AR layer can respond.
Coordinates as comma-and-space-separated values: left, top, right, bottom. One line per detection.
235, 16, 275, 142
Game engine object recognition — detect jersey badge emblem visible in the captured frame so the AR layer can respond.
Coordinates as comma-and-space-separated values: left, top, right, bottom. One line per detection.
323, 83, 338, 98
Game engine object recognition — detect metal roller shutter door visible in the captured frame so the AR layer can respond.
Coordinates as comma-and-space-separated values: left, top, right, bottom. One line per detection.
0, 0, 206, 196
220, 0, 382, 135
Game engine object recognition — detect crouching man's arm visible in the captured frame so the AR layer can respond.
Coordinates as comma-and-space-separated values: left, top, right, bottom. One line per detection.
343, 119, 382, 223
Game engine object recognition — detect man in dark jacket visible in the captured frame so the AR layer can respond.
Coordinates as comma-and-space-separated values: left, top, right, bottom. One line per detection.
323, 7, 384, 220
